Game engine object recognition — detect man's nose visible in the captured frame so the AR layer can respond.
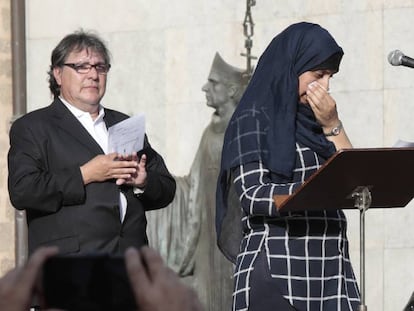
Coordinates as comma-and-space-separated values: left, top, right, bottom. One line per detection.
87, 66, 99, 79
201, 82, 209, 92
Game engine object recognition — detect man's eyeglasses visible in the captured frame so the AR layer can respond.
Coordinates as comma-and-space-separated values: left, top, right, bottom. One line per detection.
63, 63, 111, 75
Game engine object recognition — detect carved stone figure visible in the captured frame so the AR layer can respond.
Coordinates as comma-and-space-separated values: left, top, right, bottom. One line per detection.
146, 53, 248, 311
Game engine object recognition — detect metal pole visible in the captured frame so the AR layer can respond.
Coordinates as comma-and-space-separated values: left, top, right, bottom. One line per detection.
11, 0, 26, 118
358, 207, 367, 311
10, 0, 28, 267
352, 186, 371, 311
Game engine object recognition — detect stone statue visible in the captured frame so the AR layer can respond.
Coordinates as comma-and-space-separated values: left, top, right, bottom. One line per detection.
146, 52, 248, 311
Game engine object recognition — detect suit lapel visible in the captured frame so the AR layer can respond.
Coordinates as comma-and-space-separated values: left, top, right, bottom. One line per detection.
103, 109, 122, 128
49, 98, 104, 155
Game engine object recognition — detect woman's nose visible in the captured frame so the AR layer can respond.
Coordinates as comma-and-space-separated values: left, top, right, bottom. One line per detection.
318, 75, 330, 92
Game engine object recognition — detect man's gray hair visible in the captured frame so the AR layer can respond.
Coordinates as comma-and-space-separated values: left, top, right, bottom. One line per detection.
47, 29, 111, 97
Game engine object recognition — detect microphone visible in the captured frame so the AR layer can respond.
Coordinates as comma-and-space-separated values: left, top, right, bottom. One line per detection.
388, 50, 414, 68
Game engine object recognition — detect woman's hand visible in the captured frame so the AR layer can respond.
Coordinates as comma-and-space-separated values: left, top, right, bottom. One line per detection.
306, 81, 353, 149
306, 81, 340, 130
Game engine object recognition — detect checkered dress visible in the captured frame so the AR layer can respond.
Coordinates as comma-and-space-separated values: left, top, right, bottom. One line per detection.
231, 143, 360, 311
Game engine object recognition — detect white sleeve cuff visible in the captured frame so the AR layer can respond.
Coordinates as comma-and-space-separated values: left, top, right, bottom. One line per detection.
133, 186, 145, 196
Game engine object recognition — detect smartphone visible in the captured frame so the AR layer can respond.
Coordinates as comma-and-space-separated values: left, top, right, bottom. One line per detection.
42, 254, 137, 311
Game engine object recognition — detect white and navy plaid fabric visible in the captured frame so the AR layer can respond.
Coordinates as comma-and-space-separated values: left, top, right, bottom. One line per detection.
231, 143, 360, 311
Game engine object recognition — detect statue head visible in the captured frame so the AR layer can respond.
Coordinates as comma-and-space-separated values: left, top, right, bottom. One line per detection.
202, 53, 248, 132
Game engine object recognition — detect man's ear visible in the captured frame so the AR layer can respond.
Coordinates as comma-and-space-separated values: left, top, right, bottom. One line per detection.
53, 67, 62, 86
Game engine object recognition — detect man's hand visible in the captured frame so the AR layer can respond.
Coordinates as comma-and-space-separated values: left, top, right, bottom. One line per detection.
0, 247, 59, 311
115, 154, 147, 188
80, 152, 138, 185
125, 247, 203, 311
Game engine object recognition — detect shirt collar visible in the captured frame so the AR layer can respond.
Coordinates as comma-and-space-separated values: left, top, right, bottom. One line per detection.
59, 96, 105, 123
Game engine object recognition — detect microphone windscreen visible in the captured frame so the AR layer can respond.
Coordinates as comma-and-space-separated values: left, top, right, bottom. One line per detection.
388, 50, 404, 66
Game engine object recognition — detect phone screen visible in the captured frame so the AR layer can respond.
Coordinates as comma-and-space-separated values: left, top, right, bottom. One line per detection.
42, 254, 137, 311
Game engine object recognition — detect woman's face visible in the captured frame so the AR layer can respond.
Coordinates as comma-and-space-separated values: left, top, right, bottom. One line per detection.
298, 69, 334, 104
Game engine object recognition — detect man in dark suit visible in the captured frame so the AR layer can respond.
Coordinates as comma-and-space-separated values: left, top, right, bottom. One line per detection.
7, 30, 176, 256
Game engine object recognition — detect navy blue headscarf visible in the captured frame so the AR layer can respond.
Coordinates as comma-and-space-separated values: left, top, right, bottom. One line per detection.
216, 22, 344, 262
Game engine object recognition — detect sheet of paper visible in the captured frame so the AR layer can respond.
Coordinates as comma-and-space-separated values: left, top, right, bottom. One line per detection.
108, 113, 145, 154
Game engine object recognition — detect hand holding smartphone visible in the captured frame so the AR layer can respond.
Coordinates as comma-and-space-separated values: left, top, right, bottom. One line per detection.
42, 254, 137, 311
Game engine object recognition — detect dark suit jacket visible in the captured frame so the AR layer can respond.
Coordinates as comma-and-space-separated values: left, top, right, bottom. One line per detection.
8, 98, 176, 255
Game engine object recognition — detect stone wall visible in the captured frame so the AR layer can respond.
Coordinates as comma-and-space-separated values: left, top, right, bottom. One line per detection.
0, 1, 413, 310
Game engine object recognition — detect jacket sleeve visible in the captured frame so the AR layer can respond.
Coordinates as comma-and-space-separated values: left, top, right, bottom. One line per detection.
231, 160, 302, 217
132, 135, 176, 211
7, 118, 86, 213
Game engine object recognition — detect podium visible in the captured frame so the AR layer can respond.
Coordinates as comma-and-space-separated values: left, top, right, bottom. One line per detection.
274, 147, 414, 311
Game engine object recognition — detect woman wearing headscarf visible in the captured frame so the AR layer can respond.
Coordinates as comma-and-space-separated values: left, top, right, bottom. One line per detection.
216, 22, 360, 310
